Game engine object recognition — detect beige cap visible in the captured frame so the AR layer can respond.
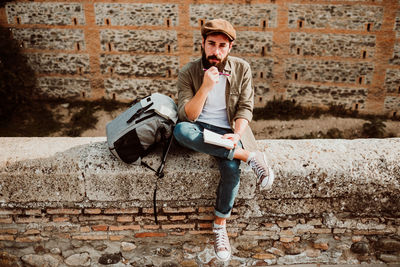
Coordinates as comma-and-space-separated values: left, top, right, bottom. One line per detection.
201, 19, 236, 41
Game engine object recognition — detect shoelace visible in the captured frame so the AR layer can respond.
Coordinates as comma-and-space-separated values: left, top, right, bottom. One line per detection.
249, 157, 267, 181
213, 227, 230, 251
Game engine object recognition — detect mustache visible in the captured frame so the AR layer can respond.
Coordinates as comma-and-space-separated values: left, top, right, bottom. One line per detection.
207, 55, 222, 61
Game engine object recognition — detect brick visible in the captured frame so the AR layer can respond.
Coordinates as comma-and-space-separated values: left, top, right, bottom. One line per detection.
110, 235, 125, 241
353, 230, 388, 235
72, 234, 108, 240
0, 217, 13, 224
243, 231, 277, 236
0, 235, 14, 241
109, 225, 140, 231
198, 207, 214, 213
252, 253, 276, 260
80, 226, 90, 233
15, 217, 50, 224
0, 209, 22, 215
135, 216, 168, 222
53, 217, 69, 222
189, 230, 213, 235
352, 236, 363, 242
0, 229, 18, 234
280, 229, 294, 237
23, 229, 41, 235
277, 220, 296, 228
163, 207, 196, 213
313, 242, 329, 250
16, 236, 48, 243
134, 232, 167, 238
91, 225, 109, 231
79, 215, 115, 222
280, 236, 300, 243
171, 231, 185, 236
142, 208, 158, 214
47, 209, 81, 215
104, 208, 139, 214
161, 224, 195, 230
169, 215, 186, 221
308, 219, 322, 226
143, 225, 160, 230
198, 223, 212, 229
333, 228, 347, 234
25, 209, 42, 216
117, 216, 133, 223
55, 233, 71, 239
310, 228, 331, 234
84, 209, 102, 214
188, 214, 214, 221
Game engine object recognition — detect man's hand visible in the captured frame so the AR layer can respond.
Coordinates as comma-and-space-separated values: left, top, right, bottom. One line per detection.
202, 66, 219, 92
222, 133, 241, 149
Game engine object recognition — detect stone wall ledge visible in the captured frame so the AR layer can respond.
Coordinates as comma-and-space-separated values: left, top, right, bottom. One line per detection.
0, 137, 399, 217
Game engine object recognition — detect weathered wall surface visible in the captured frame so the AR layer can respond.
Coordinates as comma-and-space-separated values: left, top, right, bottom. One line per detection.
0, 137, 399, 266
0, 0, 400, 116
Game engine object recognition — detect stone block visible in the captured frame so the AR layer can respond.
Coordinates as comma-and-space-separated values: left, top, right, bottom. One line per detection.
104, 78, 177, 100
11, 28, 85, 51
290, 33, 376, 58
6, 2, 85, 25
285, 59, 374, 85
384, 69, 400, 94
94, 3, 178, 26
25, 53, 90, 75
190, 4, 277, 27
100, 30, 177, 53
100, 54, 179, 78
36, 77, 91, 98
288, 4, 383, 30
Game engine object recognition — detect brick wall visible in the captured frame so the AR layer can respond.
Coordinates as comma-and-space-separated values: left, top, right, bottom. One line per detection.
0, 137, 399, 266
1, 206, 399, 266
0, 0, 399, 116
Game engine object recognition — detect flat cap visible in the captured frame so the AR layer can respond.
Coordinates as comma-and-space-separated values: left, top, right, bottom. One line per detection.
201, 19, 236, 41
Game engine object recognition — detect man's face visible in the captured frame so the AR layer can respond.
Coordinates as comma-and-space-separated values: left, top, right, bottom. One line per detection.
201, 33, 233, 72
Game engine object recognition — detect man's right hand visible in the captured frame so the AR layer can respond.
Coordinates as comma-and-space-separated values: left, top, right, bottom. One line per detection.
202, 66, 219, 92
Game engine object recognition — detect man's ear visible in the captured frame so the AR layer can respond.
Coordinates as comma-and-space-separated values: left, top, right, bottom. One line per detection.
228, 41, 234, 52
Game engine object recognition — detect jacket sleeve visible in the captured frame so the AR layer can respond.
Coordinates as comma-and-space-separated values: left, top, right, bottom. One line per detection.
233, 63, 254, 123
176, 66, 196, 122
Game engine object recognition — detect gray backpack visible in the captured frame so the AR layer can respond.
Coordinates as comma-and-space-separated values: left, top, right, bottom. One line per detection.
106, 93, 178, 169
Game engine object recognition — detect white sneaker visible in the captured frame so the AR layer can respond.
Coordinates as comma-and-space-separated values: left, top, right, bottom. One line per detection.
248, 151, 275, 189
213, 223, 231, 262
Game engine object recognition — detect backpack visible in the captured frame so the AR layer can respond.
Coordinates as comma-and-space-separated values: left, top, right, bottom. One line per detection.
106, 93, 178, 166
106, 93, 178, 224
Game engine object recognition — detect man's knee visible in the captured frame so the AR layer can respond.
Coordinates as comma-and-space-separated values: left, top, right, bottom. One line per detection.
173, 121, 197, 144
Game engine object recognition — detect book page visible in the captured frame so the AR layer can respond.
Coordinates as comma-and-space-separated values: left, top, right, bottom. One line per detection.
203, 129, 234, 149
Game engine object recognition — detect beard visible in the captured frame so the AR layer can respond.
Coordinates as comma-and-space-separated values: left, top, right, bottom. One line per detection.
201, 49, 228, 73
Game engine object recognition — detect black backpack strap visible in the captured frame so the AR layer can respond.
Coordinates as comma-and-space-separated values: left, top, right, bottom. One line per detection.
139, 131, 174, 225
153, 133, 174, 224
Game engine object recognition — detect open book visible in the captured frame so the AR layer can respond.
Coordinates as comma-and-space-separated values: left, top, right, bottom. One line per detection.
203, 129, 234, 149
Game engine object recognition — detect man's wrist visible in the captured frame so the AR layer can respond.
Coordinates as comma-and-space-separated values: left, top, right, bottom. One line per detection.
233, 132, 241, 138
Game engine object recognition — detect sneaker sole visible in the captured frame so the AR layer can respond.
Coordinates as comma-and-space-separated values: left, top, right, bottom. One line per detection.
260, 153, 275, 189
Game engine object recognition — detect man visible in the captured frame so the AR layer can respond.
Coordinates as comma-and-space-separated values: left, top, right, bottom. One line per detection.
173, 19, 274, 262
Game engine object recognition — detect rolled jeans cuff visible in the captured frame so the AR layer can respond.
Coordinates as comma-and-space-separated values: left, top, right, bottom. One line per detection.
215, 209, 231, 219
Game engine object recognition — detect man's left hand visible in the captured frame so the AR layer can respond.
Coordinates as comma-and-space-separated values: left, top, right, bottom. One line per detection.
222, 133, 241, 148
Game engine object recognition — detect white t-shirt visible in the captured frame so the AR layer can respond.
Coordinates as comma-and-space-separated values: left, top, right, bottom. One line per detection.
197, 75, 231, 129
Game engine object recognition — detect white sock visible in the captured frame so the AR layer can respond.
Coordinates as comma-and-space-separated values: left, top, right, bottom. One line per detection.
246, 152, 256, 164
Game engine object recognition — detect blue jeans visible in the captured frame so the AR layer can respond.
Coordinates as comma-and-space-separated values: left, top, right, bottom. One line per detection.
173, 121, 242, 218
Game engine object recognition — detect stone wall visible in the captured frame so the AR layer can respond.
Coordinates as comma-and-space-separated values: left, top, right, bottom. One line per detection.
0, 1, 399, 115
0, 137, 399, 266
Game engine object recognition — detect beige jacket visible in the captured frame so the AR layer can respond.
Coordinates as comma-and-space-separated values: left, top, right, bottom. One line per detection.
176, 56, 258, 152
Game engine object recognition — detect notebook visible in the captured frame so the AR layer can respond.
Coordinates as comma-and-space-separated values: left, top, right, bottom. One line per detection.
203, 129, 234, 149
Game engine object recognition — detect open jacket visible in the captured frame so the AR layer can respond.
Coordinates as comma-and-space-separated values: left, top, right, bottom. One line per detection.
176, 56, 258, 152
